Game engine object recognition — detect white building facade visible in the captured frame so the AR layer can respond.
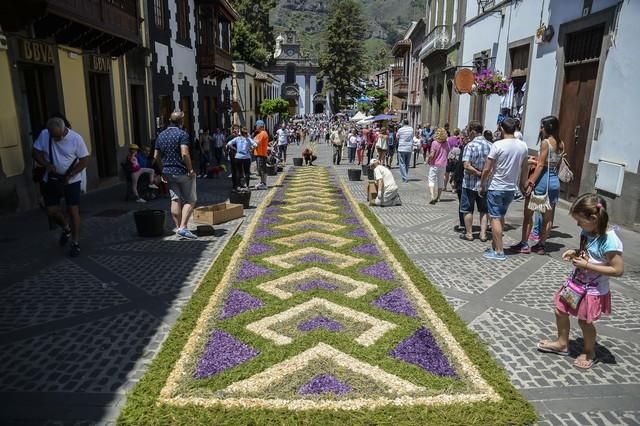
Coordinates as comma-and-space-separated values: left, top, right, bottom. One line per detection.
232, 61, 282, 132
456, 0, 640, 228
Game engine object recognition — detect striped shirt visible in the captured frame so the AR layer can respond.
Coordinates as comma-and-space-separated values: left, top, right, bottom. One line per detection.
396, 125, 414, 152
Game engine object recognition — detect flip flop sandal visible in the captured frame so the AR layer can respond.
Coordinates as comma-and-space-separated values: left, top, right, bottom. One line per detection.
574, 357, 599, 369
479, 235, 488, 242
536, 342, 569, 356
459, 234, 474, 241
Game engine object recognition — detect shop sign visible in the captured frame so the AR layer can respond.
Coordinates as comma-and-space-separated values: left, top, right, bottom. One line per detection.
19, 40, 55, 65
89, 55, 112, 73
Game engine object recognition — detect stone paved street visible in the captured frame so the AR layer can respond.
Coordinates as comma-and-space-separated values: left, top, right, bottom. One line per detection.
0, 172, 271, 425
1, 142, 639, 425
329, 142, 640, 426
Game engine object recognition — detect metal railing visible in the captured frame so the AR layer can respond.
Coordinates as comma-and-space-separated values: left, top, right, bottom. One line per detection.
422, 25, 450, 58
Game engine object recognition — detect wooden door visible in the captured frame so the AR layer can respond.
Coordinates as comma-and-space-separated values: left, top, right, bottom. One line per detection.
558, 62, 598, 200
89, 73, 117, 178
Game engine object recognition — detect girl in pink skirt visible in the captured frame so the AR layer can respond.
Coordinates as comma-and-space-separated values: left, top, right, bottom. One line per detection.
537, 193, 624, 369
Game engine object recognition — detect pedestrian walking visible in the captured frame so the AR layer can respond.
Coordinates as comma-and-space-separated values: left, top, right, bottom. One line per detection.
32, 117, 90, 257
509, 115, 564, 255
356, 131, 365, 165
386, 125, 396, 167
330, 126, 344, 165
196, 131, 210, 178
347, 129, 357, 164
459, 121, 491, 241
154, 111, 198, 240
211, 129, 224, 166
396, 119, 414, 183
276, 122, 289, 163
427, 128, 450, 204
253, 119, 269, 190
479, 117, 529, 260
537, 194, 623, 370
375, 127, 389, 165
227, 127, 257, 189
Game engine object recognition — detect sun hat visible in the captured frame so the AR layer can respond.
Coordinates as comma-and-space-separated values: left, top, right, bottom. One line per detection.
129, 144, 140, 150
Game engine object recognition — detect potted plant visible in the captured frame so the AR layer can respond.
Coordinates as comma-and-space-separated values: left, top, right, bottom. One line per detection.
473, 69, 511, 97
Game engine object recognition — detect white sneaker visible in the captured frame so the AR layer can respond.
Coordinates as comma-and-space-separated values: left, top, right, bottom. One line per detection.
148, 184, 159, 189
136, 198, 147, 203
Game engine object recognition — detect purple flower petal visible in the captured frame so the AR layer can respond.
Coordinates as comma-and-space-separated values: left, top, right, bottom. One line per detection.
218, 289, 264, 319
236, 261, 272, 281
361, 261, 395, 280
296, 279, 339, 292
298, 374, 352, 395
390, 327, 457, 378
372, 288, 417, 317
265, 207, 280, 215
298, 315, 344, 332
352, 243, 380, 256
247, 242, 273, 256
194, 330, 259, 378
255, 227, 278, 238
344, 217, 360, 225
351, 228, 368, 238
262, 216, 280, 225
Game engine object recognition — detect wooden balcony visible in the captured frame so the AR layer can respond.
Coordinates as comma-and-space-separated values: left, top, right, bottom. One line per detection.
0, 0, 141, 55
198, 45, 233, 78
393, 76, 409, 98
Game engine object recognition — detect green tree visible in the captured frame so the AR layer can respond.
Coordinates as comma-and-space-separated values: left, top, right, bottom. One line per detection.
260, 98, 289, 118
231, 0, 277, 68
365, 88, 388, 115
319, 0, 367, 112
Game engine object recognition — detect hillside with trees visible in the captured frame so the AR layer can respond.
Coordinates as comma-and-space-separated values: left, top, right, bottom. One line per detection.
269, 0, 426, 71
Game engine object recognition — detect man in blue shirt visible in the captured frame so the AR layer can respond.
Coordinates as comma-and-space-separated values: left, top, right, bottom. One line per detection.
154, 111, 198, 239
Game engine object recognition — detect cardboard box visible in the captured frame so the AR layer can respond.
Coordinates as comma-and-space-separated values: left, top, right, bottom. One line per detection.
366, 182, 378, 203
193, 202, 243, 225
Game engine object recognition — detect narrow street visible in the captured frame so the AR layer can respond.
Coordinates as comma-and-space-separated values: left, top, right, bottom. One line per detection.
0, 142, 638, 425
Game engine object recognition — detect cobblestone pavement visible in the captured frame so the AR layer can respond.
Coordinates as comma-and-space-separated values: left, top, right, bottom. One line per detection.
325, 142, 640, 426
0, 170, 274, 425
2, 141, 638, 425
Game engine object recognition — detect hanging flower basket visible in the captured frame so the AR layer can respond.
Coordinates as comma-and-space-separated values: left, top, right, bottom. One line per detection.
473, 69, 511, 96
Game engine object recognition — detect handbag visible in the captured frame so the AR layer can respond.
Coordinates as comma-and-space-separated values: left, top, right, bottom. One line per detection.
559, 236, 590, 309
557, 154, 574, 183
45, 135, 77, 196
558, 272, 588, 310
528, 141, 551, 213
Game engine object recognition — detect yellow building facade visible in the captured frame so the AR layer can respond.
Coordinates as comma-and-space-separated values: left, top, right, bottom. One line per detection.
0, 0, 150, 213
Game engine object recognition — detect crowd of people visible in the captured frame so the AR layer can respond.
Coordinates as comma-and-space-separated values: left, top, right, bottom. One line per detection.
30, 106, 624, 370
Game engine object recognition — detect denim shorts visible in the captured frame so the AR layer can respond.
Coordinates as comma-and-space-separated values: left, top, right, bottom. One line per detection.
487, 190, 515, 218
460, 187, 488, 214
534, 168, 560, 205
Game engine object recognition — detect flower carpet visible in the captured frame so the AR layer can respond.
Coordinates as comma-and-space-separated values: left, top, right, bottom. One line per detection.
119, 167, 535, 425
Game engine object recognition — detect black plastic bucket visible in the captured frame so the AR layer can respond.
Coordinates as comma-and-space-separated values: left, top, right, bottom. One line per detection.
347, 169, 361, 181
230, 190, 252, 208
293, 158, 303, 167
133, 209, 165, 237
